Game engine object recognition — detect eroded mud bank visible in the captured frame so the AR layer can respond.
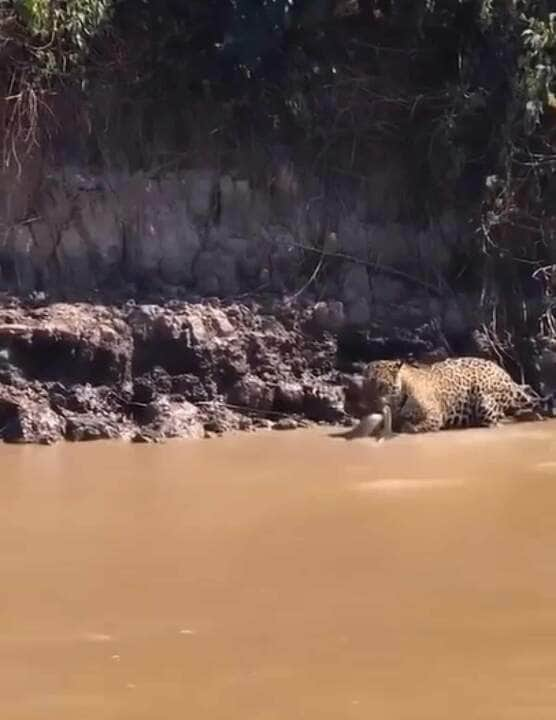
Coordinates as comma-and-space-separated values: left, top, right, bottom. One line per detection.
0, 294, 457, 443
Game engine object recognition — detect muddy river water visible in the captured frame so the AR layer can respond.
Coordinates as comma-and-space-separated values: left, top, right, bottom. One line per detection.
2, 422, 556, 719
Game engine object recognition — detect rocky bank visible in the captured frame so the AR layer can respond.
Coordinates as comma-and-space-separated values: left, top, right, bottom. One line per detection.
0, 292, 468, 444
0, 292, 554, 444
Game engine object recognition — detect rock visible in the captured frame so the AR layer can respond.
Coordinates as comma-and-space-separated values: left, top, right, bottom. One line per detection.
215, 344, 250, 383
273, 417, 300, 430
0, 303, 131, 385
203, 419, 226, 435
253, 417, 273, 430
208, 308, 235, 337
0, 386, 65, 444
65, 415, 122, 441
188, 315, 208, 345
312, 301, 345, 333
171, 374, 211, 403
228, 375, 274, 411
64, 384, 102, 413
126, 304, 159, 338
133, 378, 156, 405
139, 396, 204, 440
274, 381, 304, 413
238, 416, 254, 431
131, 431, 156, 443
303, 385, 345, 422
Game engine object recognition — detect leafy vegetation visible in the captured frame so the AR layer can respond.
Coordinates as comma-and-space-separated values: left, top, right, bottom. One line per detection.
0, 1, 555, 333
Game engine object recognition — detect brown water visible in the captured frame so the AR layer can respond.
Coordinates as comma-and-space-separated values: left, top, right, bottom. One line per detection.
2, 423, 556, 720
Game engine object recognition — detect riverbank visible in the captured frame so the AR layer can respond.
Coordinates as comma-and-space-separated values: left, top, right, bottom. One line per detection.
0, 292, 554, 444
0, 292, 463, 444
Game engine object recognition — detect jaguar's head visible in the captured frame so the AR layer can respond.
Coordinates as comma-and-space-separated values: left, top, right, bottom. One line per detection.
362, 360, 405, 412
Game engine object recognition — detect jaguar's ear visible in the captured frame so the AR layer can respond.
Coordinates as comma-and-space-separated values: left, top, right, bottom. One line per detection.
391, 359, 404, 381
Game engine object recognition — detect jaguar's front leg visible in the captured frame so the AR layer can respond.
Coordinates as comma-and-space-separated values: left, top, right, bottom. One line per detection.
398, 395, 442, 434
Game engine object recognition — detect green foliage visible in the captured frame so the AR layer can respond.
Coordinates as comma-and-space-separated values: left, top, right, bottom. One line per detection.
1, 0, 555, 235
520, 12, 556, 132
13, 0, 112, 74
16, 0, 110, 40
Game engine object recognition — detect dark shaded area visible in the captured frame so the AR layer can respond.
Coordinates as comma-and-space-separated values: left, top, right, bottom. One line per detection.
3, 336, 121, 386
337, 328, 437, 363
131, 339, 200, 377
